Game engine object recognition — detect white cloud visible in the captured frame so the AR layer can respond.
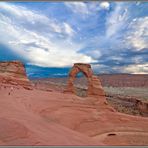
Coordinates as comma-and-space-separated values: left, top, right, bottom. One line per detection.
63, 23, 75, 37
123, 64, 148, 74
82, 49, 102, 60
0, 2, 95, 67
0, 2, 75, 37
100, 2, 110, 10
105, 3, 148, 51
65, 2, 110, 17
102, 2, 148, 63
125, 17, 148, 50
106, 3, 128, 38
0, 2, 147, 74
65, 2, 89, 15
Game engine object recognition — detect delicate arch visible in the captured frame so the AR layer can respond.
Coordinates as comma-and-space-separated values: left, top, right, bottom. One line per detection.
65, 63, 105, 97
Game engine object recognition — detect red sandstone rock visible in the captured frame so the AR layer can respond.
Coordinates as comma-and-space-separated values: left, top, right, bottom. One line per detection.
1, 85, 147, 145
65, 63, 105, 97
0, 84, 102, 146
0, 61, 32, 89
0, 61, 148, 146
88, 75, 105, 96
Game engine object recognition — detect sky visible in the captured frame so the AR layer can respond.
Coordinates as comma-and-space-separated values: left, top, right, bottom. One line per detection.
0, 1, 148, 78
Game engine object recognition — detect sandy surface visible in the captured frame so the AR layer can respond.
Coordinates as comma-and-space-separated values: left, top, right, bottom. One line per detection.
0, 84, 102, 146
0, 83, 148, 146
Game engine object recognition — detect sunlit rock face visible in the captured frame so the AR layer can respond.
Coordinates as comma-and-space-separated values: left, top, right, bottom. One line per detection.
65, 63, 105, 97
0, 61, 32, 89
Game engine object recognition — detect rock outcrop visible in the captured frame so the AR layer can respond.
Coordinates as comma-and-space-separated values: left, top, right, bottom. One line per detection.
106, 94, 148, 116
0, 61, 32, 89
65, 63, 105, 97
0, 62, 148, 145
136, 100, 148, 116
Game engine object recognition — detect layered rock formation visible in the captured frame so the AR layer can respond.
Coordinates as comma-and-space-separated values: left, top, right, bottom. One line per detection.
0, 61, 148, 145
0, 61, 32, 89
65, 63, 105, 97
98, 74, 148, 87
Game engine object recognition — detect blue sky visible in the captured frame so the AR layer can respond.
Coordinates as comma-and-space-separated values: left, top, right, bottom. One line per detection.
0, 1, 148, 77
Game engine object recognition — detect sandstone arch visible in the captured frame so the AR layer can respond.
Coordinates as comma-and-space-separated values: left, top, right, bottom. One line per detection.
65, 63, 105, 97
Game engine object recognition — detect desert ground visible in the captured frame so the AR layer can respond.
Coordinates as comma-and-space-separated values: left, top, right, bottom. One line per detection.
0, 61, 148, 146
32, 74, 148, 117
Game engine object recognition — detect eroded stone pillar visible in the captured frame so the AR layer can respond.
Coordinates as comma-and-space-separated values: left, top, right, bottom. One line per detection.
88, 75, 105, 96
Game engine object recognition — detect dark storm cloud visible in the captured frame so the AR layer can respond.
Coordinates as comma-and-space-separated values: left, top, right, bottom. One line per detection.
95, 48, 148, 66
91, 48, 148, 74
